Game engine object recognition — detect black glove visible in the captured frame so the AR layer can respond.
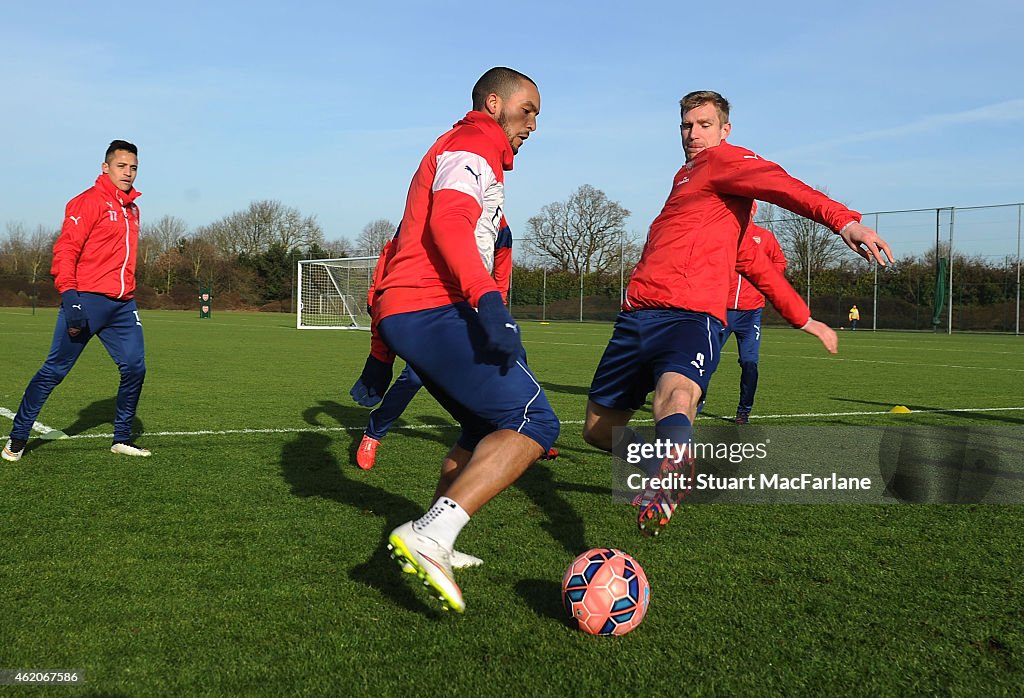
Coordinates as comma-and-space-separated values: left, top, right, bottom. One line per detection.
477, 291, 523, 370
349, 355, 393, 407
61, 290, 89, 335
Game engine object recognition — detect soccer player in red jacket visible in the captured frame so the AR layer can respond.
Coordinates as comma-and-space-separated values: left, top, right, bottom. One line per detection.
3, 141, 150, 462
348, 67, 558, 613
354, 222, 556, 475
583, 91, 893, 536
722, 222, 786, 424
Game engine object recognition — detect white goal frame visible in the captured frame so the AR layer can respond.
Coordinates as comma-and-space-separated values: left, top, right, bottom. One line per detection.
296, 256, 377, 329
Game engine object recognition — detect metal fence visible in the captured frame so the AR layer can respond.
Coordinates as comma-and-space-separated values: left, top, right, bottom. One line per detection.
508, 203, 1023, 334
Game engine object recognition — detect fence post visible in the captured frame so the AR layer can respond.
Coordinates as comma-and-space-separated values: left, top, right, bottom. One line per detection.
619, 231, 625, 305
948, 208, 955, 335
806, 238, 811, 311
542, 268, 547, 322
935, 208, 940, 333
873, 213, 879, 331
1017, 204, 1021, 336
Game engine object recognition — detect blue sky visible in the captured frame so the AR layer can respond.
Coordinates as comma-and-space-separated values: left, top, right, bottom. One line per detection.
3, 0, 1022, 259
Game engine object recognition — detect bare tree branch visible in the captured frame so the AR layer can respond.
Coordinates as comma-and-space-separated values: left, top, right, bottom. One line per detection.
524, 184, 632, 274
356, 219, 397, 257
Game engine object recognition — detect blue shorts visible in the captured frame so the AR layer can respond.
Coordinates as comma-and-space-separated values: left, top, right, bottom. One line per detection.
378, 303, 559, 452
588, 309, 725, 412
723, 308, 763, 364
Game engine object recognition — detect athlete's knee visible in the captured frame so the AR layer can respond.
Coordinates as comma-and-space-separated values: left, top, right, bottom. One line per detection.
739, 360, 759, 372
119, 357, 146, 381
654, 379, 702, 417
34, 362, 72, 387
583, 420, 612, 451
584, 401, 629, 451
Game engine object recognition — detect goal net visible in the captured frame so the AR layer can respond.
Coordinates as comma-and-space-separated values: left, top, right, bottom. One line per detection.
297, 256, 377, 329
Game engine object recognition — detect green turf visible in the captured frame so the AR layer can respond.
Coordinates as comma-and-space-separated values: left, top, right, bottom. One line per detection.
1, 308, 1022, 695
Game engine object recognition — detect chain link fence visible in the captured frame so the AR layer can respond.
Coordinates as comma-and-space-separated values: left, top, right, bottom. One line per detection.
509, 203, 1023, 334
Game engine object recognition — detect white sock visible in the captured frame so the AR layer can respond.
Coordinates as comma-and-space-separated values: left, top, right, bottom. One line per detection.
412, 496, 470, 550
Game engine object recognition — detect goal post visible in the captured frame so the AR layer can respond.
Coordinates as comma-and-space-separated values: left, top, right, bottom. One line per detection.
297, 256, 377, 329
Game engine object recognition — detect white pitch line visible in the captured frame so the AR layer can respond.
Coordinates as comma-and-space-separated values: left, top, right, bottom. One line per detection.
11, 405, 1023, 441
0, 407, 63, 435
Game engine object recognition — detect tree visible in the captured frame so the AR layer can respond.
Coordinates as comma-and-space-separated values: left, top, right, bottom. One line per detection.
177, 237, 218, 284
356, 219, 396, 257
1, 222, 28, 274
524, 184, 632, 274
239, 242, 301, 303
152, 246, 183, 295
139, 215, 188, 285
1, 222, 55, 284
756, 194, 848, 284
204, 200, 324, 258
24, 225, 55, 291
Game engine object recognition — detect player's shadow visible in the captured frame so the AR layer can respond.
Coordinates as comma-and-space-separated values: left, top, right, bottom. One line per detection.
388, 415, 458, 451
278, 430, 439, 616
62, 397, 147, 436
514, 460, 598, 557
831, 397, 1024, 425
514, 578, 566, 623
302, 400, 367, 432
23, 396, 147, 455
303, 401, 455, 466
538, 381, 591, 397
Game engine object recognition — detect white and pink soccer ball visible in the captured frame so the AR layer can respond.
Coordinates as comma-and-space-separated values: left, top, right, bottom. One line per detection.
561, 548, 650, 636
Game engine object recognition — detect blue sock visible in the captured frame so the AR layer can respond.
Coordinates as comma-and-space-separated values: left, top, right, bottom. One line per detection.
655, 413, 693, 465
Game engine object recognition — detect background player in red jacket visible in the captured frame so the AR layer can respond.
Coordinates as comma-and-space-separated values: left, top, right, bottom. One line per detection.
3, 141, 150, 462
583, 91, 893, 536
722, 222, 786, 424
348, 67, 558, 613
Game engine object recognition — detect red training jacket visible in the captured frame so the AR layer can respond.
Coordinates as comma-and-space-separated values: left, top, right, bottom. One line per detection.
366, 217, 514, 360
625, 141, 858, 326
729, 224, 786, 310
370, 111, 515, 362
51, 174, 142, 299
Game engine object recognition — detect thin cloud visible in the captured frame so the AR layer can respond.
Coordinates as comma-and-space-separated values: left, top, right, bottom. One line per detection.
774, 99, 1024, 157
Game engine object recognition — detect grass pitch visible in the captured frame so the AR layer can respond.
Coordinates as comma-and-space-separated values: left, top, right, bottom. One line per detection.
1, 308, 1022, 696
